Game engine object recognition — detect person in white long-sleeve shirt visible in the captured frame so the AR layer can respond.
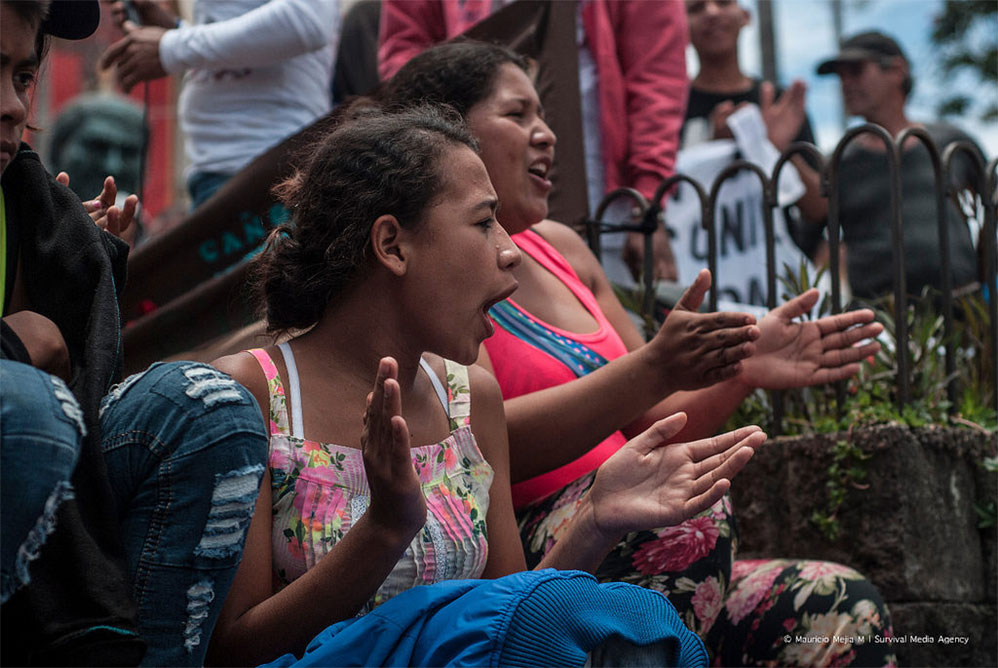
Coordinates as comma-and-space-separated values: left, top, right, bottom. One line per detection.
102, 0, 339, 208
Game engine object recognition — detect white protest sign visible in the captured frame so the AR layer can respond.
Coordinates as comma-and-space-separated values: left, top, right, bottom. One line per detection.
665, 105, 817, 311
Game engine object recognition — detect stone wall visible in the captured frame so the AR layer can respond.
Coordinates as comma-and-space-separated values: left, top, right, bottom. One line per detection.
730, 424, 997, 667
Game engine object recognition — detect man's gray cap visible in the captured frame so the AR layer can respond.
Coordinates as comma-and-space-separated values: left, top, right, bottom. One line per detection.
816, 31, 908, 75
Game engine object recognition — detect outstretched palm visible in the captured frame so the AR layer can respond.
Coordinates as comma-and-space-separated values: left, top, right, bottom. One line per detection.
742, 289, 883, 389
587, 413, 766, 537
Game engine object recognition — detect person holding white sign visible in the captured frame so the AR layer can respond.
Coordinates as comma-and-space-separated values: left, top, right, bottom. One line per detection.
675, 0, 829, 311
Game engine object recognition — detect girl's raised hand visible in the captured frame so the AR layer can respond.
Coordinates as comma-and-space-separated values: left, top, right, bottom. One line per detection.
361, 357, 426, 541
651, 269, 761, 391
585, 413, 766, 541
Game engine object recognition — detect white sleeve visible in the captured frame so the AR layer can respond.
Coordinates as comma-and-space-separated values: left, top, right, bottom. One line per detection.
159, 0, 338, 74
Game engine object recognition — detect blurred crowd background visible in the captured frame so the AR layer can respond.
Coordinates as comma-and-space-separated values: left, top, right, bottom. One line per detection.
26, 0, 997, 247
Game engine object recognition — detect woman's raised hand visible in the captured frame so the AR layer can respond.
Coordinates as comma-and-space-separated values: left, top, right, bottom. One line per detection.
585, 413, 766, 541
361, 357, 427, 541
650, 269, 761, 390
740, 289, 883, 389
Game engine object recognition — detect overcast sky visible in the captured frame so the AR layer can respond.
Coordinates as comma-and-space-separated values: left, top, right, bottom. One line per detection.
687, 0, 998, 157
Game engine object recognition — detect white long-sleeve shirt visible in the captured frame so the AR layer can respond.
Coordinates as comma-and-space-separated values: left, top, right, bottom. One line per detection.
160, 0, 338, 176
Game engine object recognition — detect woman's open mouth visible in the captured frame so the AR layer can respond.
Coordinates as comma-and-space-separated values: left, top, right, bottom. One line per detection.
527, 158, 552, 190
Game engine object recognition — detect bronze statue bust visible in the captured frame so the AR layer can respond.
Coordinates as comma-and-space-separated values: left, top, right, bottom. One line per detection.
47, 93, 146, 202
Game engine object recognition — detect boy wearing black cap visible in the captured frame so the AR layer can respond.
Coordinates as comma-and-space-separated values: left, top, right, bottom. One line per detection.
1, 2, 268, 665
816, 30, 982, 300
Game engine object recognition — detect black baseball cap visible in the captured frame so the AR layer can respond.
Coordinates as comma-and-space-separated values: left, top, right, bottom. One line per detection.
816, 31, 908, 75
42, 0, 101, 40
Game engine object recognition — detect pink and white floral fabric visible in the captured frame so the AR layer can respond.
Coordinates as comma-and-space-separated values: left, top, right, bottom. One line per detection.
249, 349, 493, 614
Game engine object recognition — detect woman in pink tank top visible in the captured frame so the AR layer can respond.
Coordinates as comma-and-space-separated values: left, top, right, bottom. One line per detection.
381, 42, 897, 667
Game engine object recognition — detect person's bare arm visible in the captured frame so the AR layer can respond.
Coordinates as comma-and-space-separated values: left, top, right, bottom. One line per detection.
471, 365, 529, 578
757, 81, 827, 223
788, 155, 826, 223
2, 311, 70, 381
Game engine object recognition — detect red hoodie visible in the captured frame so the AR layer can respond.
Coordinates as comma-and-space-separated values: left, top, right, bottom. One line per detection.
378, 0, 689, 202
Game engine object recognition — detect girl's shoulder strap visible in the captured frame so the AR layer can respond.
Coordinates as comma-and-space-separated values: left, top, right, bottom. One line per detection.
247, 347, 291, 436
276, 341, 304, 439
420, 356, 450, 420
442, 359, 471, 429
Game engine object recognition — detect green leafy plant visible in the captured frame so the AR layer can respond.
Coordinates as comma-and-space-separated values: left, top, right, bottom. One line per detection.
619, 261, 997, 540
810, 437, 873, 541
726, 265, 997, 435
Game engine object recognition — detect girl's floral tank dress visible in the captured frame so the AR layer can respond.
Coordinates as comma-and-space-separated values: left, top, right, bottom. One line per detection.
249, 345, 494, 613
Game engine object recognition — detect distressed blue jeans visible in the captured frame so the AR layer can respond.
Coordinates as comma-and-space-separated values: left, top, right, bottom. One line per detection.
100, 361, 267, 666
0, 361, 84, 604
1, 360, 267, 666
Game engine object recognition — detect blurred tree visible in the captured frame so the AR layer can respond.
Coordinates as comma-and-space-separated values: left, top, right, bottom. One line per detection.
931, 0, 997, 122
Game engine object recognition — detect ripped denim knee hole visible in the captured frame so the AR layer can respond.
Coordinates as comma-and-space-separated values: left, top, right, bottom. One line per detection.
0, 481, 75, 604
99, 370, 145, 420
182, 463, 264, 654
181, 364, 248, 409
50, 376, 86, 438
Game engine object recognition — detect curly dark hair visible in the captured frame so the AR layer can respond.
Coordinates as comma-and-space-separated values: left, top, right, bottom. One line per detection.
379, 40, 530, 118
255, 105, 478, 334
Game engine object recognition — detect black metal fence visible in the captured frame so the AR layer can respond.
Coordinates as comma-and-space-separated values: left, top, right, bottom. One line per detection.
586, 123, 998, 426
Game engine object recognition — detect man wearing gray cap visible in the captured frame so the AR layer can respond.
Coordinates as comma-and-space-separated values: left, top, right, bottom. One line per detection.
816, 31, 981, 301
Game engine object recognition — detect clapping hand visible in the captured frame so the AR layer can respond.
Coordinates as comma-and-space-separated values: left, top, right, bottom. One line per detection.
759, 80, 807, 153
586, 412, 766, 539
57, 173, 139, 239
741, 288, 883, 389
361, 357, 427, 541
106, 0, 178, 30
652, 269, 761, 390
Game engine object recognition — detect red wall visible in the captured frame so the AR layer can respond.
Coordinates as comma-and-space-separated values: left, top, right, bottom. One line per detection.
29, 3, 177, 220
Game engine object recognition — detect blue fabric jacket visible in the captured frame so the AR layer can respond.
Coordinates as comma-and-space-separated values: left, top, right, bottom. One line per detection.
263, 569, 707, 667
